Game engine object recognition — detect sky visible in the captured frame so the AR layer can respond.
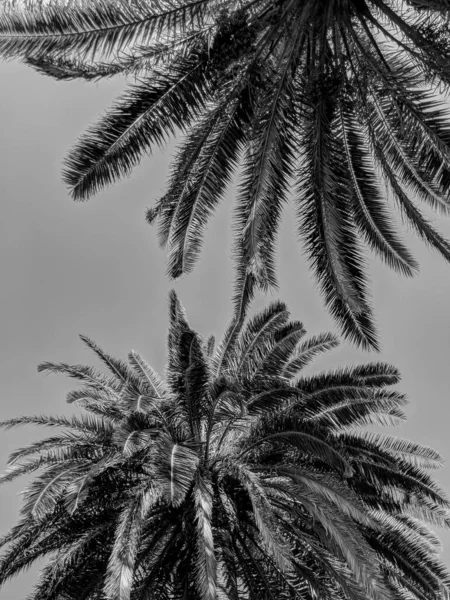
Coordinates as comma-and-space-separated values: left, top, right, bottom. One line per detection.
1, 57, 450, 598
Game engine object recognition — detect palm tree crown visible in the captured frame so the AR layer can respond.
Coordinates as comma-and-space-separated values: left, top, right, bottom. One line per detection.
0, 292, 449, 600
2, 0, 450, 347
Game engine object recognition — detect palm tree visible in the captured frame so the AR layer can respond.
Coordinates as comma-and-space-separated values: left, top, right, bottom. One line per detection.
0, 290, 449, 600
2, 0, 450, 348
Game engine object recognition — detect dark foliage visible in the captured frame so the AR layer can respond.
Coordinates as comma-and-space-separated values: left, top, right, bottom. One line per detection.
0, 290, 449, 599
2, 0, 450, 347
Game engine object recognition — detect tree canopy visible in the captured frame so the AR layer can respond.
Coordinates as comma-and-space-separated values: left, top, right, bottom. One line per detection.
0, 292, 449, 600
2, 0, 450, 347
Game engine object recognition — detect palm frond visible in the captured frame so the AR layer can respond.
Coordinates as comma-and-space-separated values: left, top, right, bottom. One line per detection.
246, 386, 299, 416
337, 100, 418, 276
25, 54, 124, 80
25, 463, 85, 521
367, 91, 450, 214
38, 361, 120, 394
245, 428, 352, 476
128, 350, 168, 400
194, 475, 217, 600
297, 82, 378, 350
235, 54, 297, 290
0, 0, 210, 61
65, 388, 124, 421
281, 332, 340, 378
79, 334, 139, 384
148, 101, 228, 244
154, 432, 199, 506
254, 321, 306, 377
25, 526, 109, 600
0, 413, 110, 436
0, 456, 71, 487
348, 431, 444, 470
348, 362, 401, 387
166, 93, 249, 278
212, 270, 256, 376
105, 488, 159, 600
6, 431, 109, 467
234, 464, 293, 574
374, 146, 450, 263
63, 455, 122, 514
63, 52, 211, 200
300, 388, 408, 431
182, 331, 210, 437
279, 469, 376, 528
291, 490, 389, 600
236, 300, 290, 373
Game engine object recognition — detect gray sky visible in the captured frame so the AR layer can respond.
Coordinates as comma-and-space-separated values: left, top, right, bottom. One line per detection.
1, 59, 450, 598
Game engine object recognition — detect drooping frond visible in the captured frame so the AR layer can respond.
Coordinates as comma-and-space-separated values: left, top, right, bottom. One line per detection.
153, 432, 199, 506
337, 99, 419, 276
194, 475, 217, 600
373, 143, 450, 264
242, 421, 353, 476
0, 0, 210, 61
25, 54, 124, 80
23, 463, 86, 521
105, 488, 159, 600
296, 78, 378, 350
63, 52, 211, 200
165, 91, 249, 278
366, 92, 450, 215
300, 386, 408, 430
348, 431, 444, 470
233, 464, 293, 574
235, 43, 298, 290
6, 429, 110, 467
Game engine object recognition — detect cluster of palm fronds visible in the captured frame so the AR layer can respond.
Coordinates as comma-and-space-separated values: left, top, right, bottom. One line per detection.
2, 0, 450, 347
2, 1, 450, 599
0, 292, 449, 600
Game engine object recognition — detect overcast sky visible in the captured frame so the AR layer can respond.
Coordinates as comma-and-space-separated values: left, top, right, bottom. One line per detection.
1, 58, 450, 598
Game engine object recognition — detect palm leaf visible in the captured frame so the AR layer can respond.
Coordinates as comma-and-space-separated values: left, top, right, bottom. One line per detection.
128, 350, 168, 400
367, 91, 450, 214
63, 52, 211, 199
25, 54, 124, 80
212, 270, 256, 376
297, 82, 378, 350
348, 431, 444, 470
38, 361, 121, 394
236, 52, 297, 290
281, 332, 340, 378
0, 0, 210, 60
166, 93, 249, 278
154, 433, 199, 506
236, 300, 290, 373
105, 488, 159, 600
337, 100, 418, 276
193, 475, 217, 600
234, 464, 293, 574
373, 143, 450, 263
254, 321, 306, 378
25, 463, 85, 521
